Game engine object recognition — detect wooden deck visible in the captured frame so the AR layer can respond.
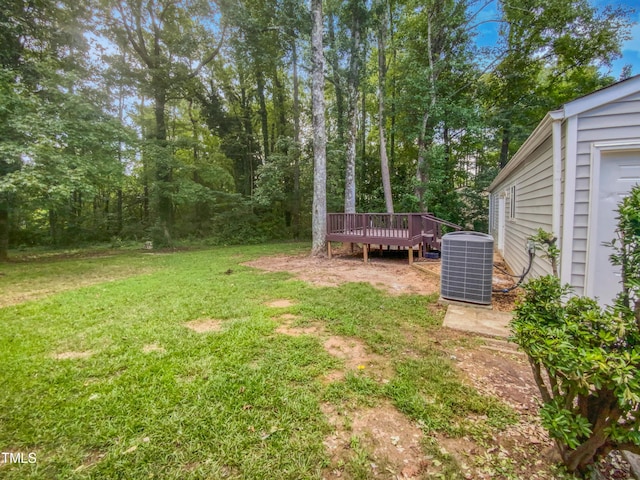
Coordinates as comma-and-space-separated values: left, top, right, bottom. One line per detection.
326, 213, 462, 263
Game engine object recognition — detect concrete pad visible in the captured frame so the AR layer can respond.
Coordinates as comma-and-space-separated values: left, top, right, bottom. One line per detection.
443, 304, 513, 338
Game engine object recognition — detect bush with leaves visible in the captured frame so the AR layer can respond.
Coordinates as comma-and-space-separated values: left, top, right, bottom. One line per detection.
511, 185, 640, 476
608, 185, 640, 328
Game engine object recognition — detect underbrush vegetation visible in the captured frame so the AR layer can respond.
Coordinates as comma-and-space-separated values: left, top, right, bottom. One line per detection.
1, 243, 516, 479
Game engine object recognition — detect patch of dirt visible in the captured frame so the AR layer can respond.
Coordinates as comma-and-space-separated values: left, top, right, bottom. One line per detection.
323, 336, 393, 384
322, 370, 346, 383
423, 329, 560, 479
322, 400, 428, 479
52, 351, 94, 360
265, 299, 297, 308
273, 316, 391, 383
257, 254, 553, 475
73, 450, 106, 472
273, 313, 320, 337
274, 313, 298, 321
324, 337, 381, 370
276, 324, 323, 336
182, 462, 200, 472
443, 336, 634, 479
453, 341, 538, 413
142, 343, 166, 354
141, 246, 193, 255
245, 255, 439, 296
247, 252, 587, 476
7, 249, 120, 263
177, 374, 197, 384
184, 319, 223, 333
245, 252, 522, 311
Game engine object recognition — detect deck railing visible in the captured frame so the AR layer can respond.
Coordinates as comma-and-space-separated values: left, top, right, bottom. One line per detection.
327, 213, 413, 239
419, 214, 463, 249
327, 212, 462, 245
326, 212, 463, 262
327, 213, 366, 236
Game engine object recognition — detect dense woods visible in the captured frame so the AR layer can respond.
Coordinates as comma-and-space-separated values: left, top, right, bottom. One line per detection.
0, 0, 634, 259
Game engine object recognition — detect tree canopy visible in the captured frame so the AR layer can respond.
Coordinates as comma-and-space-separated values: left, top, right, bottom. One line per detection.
0, 0, 634, 259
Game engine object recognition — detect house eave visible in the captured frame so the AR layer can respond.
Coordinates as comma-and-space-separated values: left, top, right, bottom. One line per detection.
488, 110, 564, 192
563, 74, 640, 117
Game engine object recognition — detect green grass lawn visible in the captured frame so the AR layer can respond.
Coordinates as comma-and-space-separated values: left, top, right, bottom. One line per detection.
0, 243, 515, 479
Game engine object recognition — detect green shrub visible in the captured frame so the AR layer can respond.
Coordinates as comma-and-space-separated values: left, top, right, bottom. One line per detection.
608, 185, 640, 327
510, 185, 640, 476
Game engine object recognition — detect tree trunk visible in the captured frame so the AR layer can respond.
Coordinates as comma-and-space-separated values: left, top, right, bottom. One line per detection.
273, 70, 287, 141
344, 2, 364, 214
443, 126, 455, 192
416, 111, 430, 212
154, 86, 173, 246
240, 85, 256, 197
361, 82, 366, 168
49, 209, 57, 245
93, 195, 99, 233
256, 69, 269, 161
116, 58, 125, 236
270, 122, 275, 155
335, 84, 346, 145
72, 191, 82, 231
377, 4, 394, 213
292, 39, 301, 239
327, 16, 346, 144
311, 0, 327, 256
500, 127, 510, 169
117, 189, 123, 235
344, 95, 358, 214
189, 99, 205, 223
415, 14, 437, 213
104, 194, 111, 236
389, 2, 397, 169
0, 201, 8, 261
140, 95, 149, 224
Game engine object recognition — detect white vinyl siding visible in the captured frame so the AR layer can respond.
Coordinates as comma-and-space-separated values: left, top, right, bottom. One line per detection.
488, 193, 499, 236
489, 80, 640, 298
491, 136, 554, 279
488, 191, 501, 243
567, 92, 640, 295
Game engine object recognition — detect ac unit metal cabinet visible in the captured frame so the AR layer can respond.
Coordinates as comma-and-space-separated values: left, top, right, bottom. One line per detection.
441, 231, 494, 305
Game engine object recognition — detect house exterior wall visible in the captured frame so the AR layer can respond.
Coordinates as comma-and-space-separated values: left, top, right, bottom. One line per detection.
489, 136, 555, 279
488, 192, 498, 237
489, 79, 640, 300
567, 91, 640, 296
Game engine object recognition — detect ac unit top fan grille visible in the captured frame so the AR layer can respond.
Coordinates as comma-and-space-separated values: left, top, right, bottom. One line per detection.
440, 232, 494, 305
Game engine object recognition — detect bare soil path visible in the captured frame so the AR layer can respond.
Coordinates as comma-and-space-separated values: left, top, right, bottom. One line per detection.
247, 251, 632, 479
245, 253, 439, 296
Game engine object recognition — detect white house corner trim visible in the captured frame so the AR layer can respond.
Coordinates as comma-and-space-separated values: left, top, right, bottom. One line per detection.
560, 117, 578, 287
551, 119, 563, 250
584, 144, 602, 298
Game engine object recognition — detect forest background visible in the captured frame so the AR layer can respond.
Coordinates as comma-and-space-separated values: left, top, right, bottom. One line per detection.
0, 0, 636, 260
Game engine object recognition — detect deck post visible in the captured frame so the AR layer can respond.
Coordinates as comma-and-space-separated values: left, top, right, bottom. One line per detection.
364, 214, 369, 238
408, 247, 414, 265
418, 243, 423, 259
363, 244, 369, 263
327, 241, 332, 259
